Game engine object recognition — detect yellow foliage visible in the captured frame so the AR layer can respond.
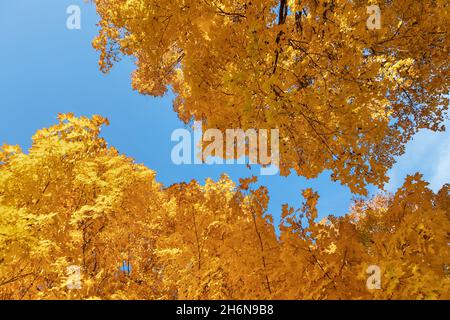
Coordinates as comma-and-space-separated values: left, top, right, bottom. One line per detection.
0, 115, 448, 299
93, 0, 449, 194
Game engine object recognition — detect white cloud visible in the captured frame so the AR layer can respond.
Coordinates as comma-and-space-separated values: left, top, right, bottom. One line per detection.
386, 120, 450, 193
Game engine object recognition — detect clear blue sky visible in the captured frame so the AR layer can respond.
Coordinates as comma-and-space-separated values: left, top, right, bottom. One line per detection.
1, 1, 448, 226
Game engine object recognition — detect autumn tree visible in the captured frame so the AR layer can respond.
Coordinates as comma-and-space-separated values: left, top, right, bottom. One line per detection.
0, 114, 171, 299
277, 176, 450, 299
158, 176, 279, 299
1, 115, 448, 299
93, 0, 449, 194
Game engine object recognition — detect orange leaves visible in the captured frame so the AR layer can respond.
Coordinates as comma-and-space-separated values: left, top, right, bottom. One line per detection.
57, 112, 75, 121
239, 176, 258, 190
0, 117, 448, 299
0, 144, 22, 163
93, 0, 449, 194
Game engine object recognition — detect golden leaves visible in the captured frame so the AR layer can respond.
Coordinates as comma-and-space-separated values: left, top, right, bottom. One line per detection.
0, 115, 449, 299
93, 0, 449, 194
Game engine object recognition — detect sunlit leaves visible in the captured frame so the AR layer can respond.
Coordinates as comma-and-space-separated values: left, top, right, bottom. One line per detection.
94, 0, 448, 194
0, 115, 448, 299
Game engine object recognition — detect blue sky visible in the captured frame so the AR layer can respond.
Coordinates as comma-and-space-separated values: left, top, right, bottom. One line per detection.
0, 1, 448, 225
